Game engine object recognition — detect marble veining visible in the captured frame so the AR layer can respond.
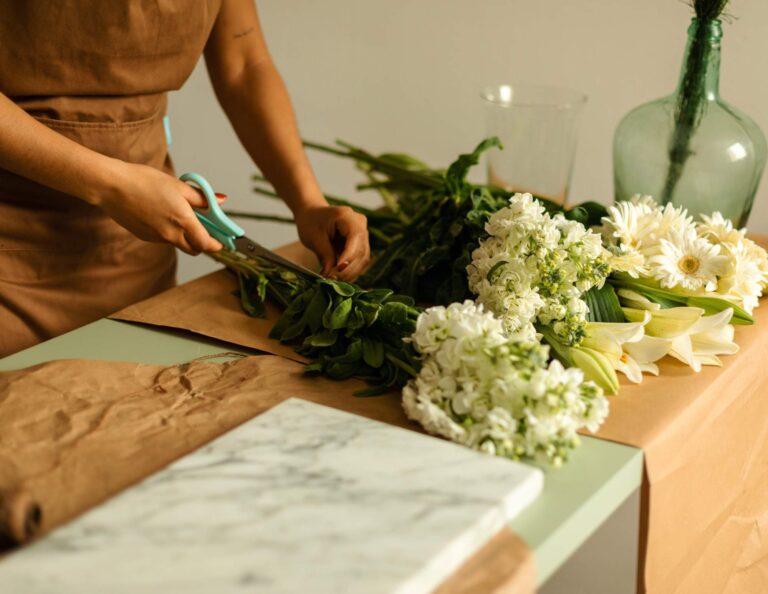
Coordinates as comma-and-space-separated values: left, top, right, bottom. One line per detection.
0, 398, 543, 594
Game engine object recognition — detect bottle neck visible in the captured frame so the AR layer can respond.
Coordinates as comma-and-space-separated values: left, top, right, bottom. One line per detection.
675, 18, 722, 101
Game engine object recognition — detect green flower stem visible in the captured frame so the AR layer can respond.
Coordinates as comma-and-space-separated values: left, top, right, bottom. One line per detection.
224, 211, 295, 224
368, 226, 395, 246
538, 326, 573, 366
384, 352, 419, 378
661, 19, 715, 205
304, 139, 443, 189
361, 169, 409, 224
251, 178, 399, 223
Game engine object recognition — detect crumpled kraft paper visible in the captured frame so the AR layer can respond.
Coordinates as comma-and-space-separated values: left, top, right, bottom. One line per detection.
110, 243, 318, 363
0, 355, 401, 541
0, 355, 535, 593
593, 295, 768, 594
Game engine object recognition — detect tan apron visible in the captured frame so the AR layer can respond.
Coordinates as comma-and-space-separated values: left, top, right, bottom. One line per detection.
0, 0, 221, 357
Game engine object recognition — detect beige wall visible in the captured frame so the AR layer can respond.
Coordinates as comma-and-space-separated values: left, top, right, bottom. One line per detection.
169, 0, 768, 282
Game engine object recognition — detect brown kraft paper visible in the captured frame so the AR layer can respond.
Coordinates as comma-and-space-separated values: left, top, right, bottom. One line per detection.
110, 242, 318, 363
590, 297, 768, 594
0, 355, 535, 593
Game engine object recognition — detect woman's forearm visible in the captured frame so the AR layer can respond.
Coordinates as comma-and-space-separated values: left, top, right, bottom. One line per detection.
203, 0, 370, 280
209, 60, 325, 215
0, 92, 118, 205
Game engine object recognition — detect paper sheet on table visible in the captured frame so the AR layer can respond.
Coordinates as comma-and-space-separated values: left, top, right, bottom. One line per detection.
110, 242, 318, 363
0, 355, 535, 594
591, 296, 768, 593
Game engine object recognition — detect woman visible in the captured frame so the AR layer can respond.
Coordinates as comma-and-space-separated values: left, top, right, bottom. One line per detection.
0, 0, 369, 357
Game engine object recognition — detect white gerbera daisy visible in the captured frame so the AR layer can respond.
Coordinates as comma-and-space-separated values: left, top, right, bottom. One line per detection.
716, 239, 767, 313
629, 194, 658, 209
745, 238, 768, 290
649, 229, 729, 292
606, 246, 648, 278
600, 200, 656, 251
655, 203, 694, 239
697, 212, 745, 246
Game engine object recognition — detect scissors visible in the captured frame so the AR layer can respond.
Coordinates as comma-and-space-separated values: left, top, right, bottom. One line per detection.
180, 172, 322, 279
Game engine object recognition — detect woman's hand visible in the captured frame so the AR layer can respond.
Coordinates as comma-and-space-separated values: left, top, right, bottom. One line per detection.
91, 161, 223, 255
294, 204, 370, 281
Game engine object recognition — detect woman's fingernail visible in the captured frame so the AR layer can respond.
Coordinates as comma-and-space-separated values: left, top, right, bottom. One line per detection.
215, 192, 228, 200
337, 260, 350, 272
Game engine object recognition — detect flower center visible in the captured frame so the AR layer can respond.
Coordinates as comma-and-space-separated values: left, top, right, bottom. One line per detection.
678, 255, 700, 275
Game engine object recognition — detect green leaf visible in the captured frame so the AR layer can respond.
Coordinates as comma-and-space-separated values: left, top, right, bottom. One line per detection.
361, 288, 393, 303
304, 286, 329, 333
686, 296, 753, 325
328, 298, 353, 329
325, 361, 359, 380
303, 329, 338, 347
383, 294, 416, 306
610, 276, 754, 325
630, 287, 682, 309
584, 284, 625, 323
346, 307, 366, 331
268, 295, 303, 339
353, 384, 390, 397
321, 295, 337, 328
304, 362, 324, 374
376, 152, 432, 172
325, 280, 357, 296
486, 260, 507, 283
379, 301, 410, 325
445, 137, 502, 194
237, 273, 266, 318
565, 201, 608, 227
362, 337, 385, 368
279, 317, 308, 342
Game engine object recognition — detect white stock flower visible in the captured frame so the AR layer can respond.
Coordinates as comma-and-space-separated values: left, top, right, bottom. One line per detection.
468, 193, 609, 346
649, 228, 729, 292
402, 303, 608, 466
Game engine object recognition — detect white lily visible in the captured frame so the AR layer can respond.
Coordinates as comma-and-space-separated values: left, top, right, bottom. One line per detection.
668, 308, 738, 371
623, 305, 703, 338
616, 288, 661, 311
567, 345, 620, 395
581, 314, 671, 384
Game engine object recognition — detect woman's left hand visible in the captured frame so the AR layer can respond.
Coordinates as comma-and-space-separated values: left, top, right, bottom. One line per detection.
294, 204, 370, 281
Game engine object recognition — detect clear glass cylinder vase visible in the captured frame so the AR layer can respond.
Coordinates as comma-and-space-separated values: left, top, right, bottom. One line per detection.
482, 84, 586, 205
613, 18, 767, 227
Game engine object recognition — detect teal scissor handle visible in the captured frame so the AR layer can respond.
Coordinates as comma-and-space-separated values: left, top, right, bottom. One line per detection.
180, 172, 244, 251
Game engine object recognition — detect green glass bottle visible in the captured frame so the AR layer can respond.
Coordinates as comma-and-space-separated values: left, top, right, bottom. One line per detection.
613, 18, 766, 226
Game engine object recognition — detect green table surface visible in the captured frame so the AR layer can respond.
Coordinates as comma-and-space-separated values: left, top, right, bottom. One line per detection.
0, 318, 643, 585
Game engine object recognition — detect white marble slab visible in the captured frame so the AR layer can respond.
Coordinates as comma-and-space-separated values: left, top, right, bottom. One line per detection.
0, 398, 543, 594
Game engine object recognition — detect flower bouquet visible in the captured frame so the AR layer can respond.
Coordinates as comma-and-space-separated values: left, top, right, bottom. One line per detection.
214, 138, 767, 466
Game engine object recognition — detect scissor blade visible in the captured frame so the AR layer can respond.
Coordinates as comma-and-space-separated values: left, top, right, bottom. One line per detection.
233, 236, 323, 279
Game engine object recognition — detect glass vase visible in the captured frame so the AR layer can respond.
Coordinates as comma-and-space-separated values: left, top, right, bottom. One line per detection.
613, 18, 766, 227
482, 84, 586, 205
